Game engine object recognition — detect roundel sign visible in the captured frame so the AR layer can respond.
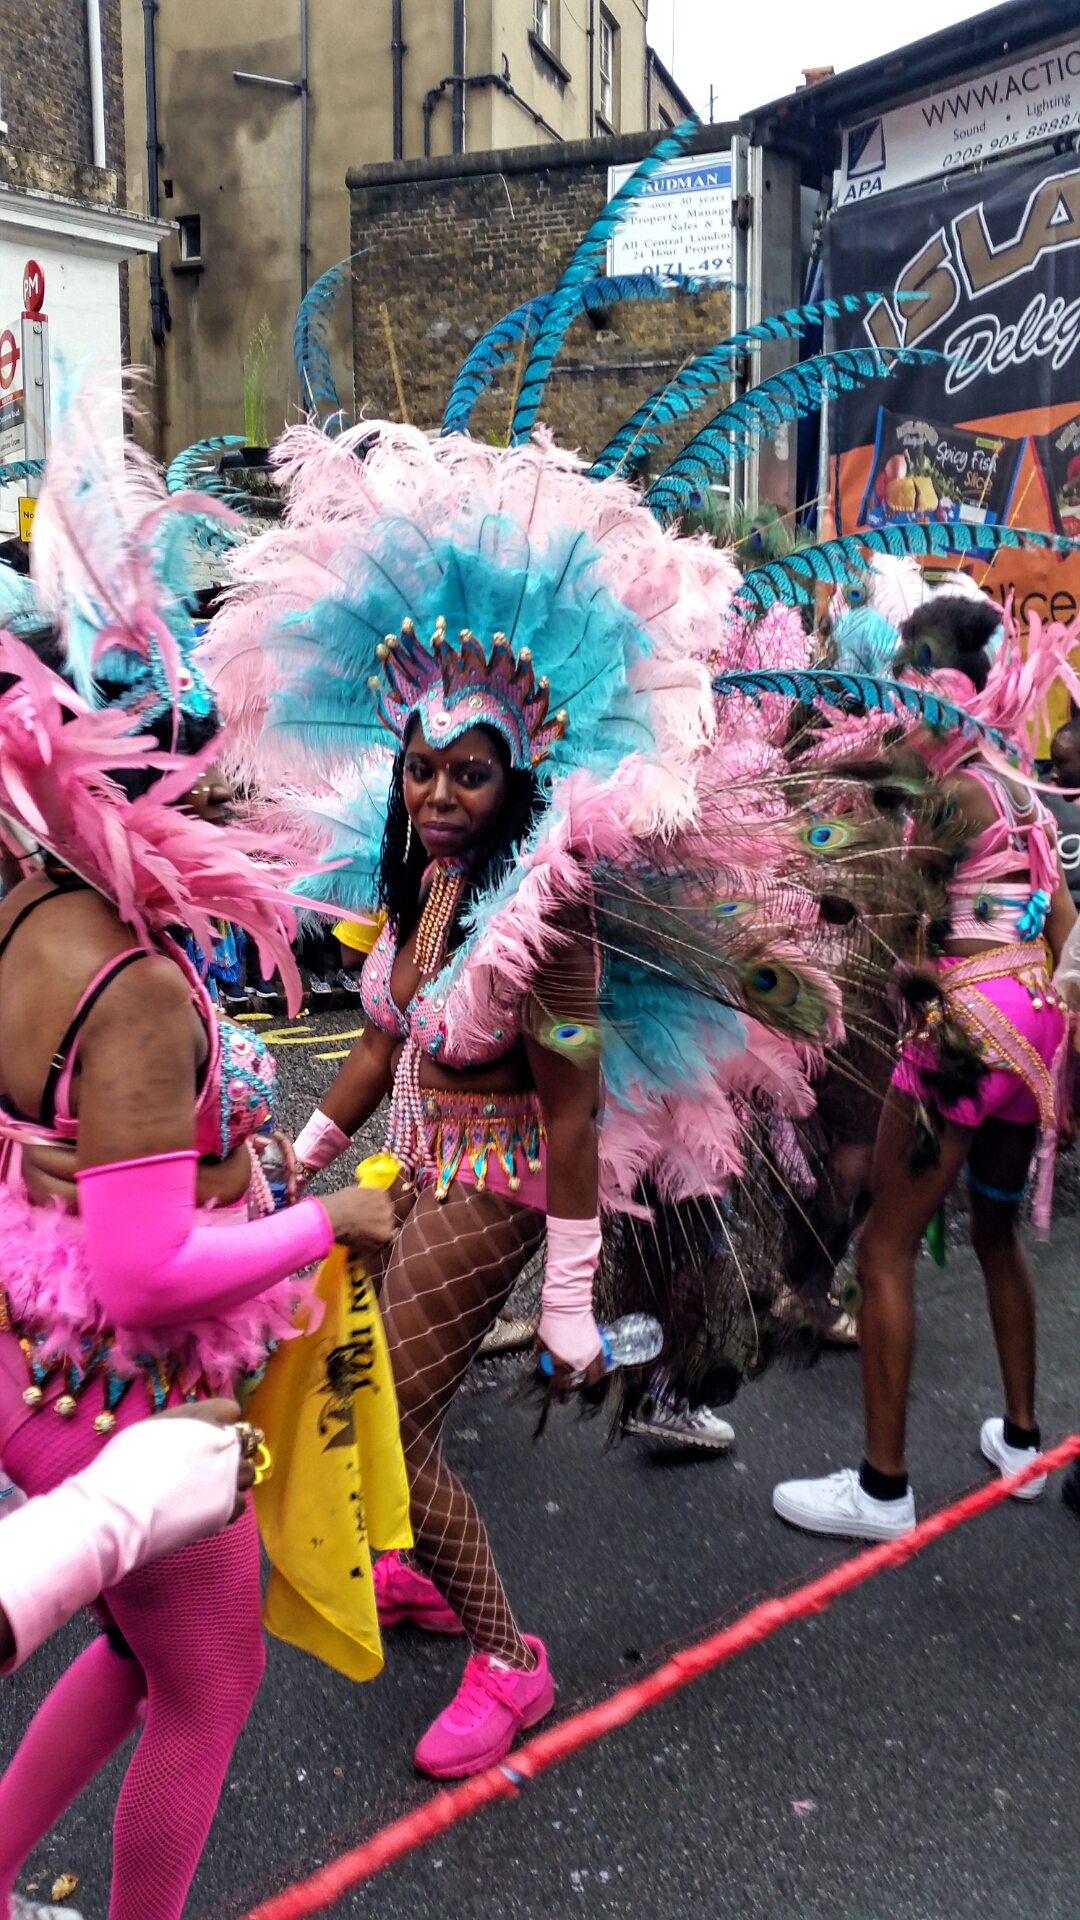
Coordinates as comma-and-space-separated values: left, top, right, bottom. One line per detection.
22, 260, 45, 314
0, 330, 18, 391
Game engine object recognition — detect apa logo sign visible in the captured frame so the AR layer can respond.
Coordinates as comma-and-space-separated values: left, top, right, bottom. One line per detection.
22, 261, 45, 315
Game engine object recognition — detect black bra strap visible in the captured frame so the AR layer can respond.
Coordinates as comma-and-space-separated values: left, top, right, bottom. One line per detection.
40, 950, 146, 1129
0, 888, 65, 966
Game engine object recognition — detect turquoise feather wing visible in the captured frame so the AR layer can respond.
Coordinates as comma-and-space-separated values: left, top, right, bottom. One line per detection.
510, 116, 701, 442
294, 256, 353, 431
589, 291, 915, 479
441, 274, 698, 437
642, 349, 945, 514
711, 666, 1012, 754
733, 526, 1080, 616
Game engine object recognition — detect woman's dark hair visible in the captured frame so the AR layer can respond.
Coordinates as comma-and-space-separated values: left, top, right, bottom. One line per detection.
894, 595, 1003, 693
377, 719, 547, 944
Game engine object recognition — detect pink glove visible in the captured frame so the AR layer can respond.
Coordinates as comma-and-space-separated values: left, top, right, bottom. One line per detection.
76, 1151, 333, 1328
0, 1417, 241, 1671
293, 1109, 352, 1174
537, 1215, 603, 1373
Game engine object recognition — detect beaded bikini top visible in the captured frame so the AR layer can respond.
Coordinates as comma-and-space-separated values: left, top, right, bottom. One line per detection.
360, 908, 522, 1070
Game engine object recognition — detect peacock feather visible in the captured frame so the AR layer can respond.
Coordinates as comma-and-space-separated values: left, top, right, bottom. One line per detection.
711, 666, 1013, 755
733, 524, 1080, 617
441, 274, 698, 438
510, 115, 701, 442
294, 256, 355, 432
642, 349, 945, 515
0, 460, 45, 489
588, 291, 929, 480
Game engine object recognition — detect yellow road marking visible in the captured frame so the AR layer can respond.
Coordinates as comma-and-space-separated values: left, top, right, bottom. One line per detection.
315, 1050, 353, 1061
262, 1027, 366, 1047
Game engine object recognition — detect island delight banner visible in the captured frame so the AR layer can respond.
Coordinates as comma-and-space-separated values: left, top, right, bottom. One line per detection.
825, 152, 1080, 717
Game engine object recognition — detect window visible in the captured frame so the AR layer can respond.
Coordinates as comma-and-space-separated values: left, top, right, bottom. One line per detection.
598, 12, 617, 127
177, 215, 202, 263
532, 0, 551, 46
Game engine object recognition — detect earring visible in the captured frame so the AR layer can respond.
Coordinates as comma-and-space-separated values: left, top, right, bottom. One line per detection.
404, 817, 413, 864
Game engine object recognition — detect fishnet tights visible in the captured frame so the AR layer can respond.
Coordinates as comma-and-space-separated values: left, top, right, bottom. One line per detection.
379, 1180, 544, 1666
1, 1401, 265, 1920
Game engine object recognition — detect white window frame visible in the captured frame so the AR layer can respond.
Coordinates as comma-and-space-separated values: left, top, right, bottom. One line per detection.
533, 0, 551, 47
598, 13, 615, 126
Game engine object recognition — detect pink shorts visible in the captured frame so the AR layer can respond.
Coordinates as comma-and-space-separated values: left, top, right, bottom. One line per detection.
891, 962, 1065, 1130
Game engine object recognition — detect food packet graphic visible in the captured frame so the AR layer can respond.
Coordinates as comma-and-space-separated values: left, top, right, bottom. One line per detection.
1030, 412, 1080, 540
859, 409, 1023, 531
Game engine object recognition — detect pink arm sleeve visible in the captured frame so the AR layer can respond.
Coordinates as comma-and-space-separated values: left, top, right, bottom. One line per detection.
537, 1215, 603, 1372
76, 1151, 333, 1328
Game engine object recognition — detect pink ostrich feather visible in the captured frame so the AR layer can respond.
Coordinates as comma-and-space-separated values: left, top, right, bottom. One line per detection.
0, 633, 307, 1007
917, 599, 1080, 775
205, 422, 746, 783
31, 383, 240, 717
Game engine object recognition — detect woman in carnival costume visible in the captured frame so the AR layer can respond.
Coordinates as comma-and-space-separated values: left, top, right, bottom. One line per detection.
774, 588, 1080, 1541
205, 420, 907, 1778
0, 408, 397, 1920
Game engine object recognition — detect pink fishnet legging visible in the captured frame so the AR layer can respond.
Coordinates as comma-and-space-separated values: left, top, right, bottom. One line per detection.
0, 1402, 265, 1920
379, 1180, 544, 1666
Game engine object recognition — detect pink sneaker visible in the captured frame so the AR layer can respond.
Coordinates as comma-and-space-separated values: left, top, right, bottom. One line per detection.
372, 1551, 465, 1634
414, 1634, 554, 1778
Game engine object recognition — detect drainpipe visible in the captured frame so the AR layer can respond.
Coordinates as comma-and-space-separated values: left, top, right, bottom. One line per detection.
86, 0, 106, 166
299, 0, 309, 296
587, 0, 595, 138
142, 0, 170, 349
451, 0, 465, 154
391, 0, 404, 160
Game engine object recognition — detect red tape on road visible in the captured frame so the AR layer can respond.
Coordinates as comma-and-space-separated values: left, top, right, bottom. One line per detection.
240, 1435, 1080, 1920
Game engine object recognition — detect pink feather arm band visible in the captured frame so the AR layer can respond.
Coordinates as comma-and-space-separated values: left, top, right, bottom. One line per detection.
76, 1151, 333, 1328
537, 1215, 603, 1373
0, 1418, 241, 1671
293, 1108, 353, 1173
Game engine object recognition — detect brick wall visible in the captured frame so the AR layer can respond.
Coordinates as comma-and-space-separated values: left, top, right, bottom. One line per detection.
348, 127, 736, 466
2, 0, 125, 199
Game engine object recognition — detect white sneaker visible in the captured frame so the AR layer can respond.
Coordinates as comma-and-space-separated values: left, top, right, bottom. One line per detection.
979, 1417, 1046, 1500
772, 1466, 916, 1540
625, 1399, 735, 1451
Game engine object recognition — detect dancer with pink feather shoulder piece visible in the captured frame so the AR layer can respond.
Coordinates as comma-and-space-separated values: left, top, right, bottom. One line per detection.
0, 400, 399, 1920
203, 421, 910, 1778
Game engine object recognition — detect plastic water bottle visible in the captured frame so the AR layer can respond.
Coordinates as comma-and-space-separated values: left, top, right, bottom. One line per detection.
260, 1133, 289, 1212
540, 1313, 663, 1378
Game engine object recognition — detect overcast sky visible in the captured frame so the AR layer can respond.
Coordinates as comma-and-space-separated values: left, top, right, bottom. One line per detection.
648, 0, 1003, 123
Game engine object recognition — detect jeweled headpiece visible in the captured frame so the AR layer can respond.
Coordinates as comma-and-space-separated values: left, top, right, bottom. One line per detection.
369, 616, 568, 771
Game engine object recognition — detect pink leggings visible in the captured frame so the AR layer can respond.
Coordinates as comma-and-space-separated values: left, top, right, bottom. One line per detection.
0, 1348, 265, 1920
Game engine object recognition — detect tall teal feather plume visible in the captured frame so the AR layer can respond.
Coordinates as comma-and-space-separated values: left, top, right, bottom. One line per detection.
733, 525, 1080, 617
165, 437, 247, 497
589, 291, 928, 479
642, 349, 945, 516
510, 115, 701, 442
294, 256, 354, 432
441, 274, 699, 438
711, 666, 1012, 755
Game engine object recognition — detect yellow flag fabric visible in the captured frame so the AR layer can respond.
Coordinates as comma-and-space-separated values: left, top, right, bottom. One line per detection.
247, 1153, 411, 1682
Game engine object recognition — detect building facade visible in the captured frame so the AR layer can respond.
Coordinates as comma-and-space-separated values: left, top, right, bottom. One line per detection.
0, 0, 168, 539
121, 0, 653, 461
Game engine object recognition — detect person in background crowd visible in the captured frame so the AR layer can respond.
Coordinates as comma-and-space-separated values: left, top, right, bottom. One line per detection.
1045, 718, 1080, 910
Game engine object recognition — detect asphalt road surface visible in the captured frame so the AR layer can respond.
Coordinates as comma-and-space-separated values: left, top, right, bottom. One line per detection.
4, 1004, 1080, 1920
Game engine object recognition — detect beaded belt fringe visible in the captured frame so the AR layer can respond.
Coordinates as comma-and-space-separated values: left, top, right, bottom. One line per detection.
385, 1045, 543, 1200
